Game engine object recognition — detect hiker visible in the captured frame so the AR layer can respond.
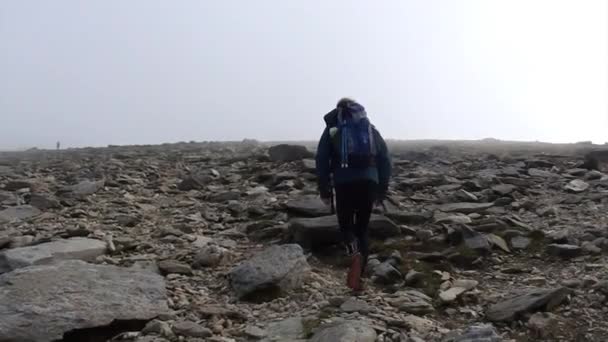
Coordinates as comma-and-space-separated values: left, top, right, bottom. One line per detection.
315, 98, 392, 290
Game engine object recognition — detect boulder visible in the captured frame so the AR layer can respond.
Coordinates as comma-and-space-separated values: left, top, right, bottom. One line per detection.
268, 144, 313, 162
0, 260, 168, 342
486, 287, 571, 322
309, 320, 376, 342
0, 237, 107, 274
288, 215, 400, 249
229, 244, 310, 299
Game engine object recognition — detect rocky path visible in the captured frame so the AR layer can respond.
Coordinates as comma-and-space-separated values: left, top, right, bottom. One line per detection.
1, 141, 608, 341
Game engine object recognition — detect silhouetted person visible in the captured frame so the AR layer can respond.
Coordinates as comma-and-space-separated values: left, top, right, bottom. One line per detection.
56, 141, 61, 150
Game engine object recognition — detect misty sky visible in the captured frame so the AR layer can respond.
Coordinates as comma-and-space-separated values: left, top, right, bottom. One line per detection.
1, 1, 607, 149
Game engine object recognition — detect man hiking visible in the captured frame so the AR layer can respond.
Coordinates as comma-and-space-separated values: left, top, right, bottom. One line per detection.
315, 98, 392, 291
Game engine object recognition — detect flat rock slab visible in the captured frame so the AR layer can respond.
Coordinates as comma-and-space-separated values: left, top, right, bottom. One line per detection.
0, 260, 168, 342
0, 205, 41, 223
435, 202, 494, 214
261, 317, 308, 342
286, 196, 331, 217
310, 320, 376, 342
230, 244, 310, 300
547, 244, 582, 259
486, 287, 571, 322
0, 237, 107, 274
289, 215, 400, 249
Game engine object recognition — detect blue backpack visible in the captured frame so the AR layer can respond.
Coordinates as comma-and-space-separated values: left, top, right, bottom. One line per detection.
332, 102, 377, 169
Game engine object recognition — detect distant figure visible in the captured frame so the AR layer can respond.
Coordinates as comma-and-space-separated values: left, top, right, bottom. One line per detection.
315, 98, 392, 291
56, 141, 60, 150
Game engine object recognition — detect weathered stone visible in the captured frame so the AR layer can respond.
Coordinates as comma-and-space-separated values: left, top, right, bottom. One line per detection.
486, 287, 571, 322
172, 321, 212, 338
0, 260, 167, 342
3, 180, 33, 191
492, 184, 517, 195
403, 315, 436, 334
268, 144, 313, 162
286, 196, 331, 217
0, 205, 41, 222
288, 215, 400, 249
435, 202, 494, 214
0, 237, 107, 274
193, 244, 228, 268
310, 320, 376, 342
230, 244, 309, 299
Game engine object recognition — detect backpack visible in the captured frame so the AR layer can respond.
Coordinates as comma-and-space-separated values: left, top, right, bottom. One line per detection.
330, 104, 377, 169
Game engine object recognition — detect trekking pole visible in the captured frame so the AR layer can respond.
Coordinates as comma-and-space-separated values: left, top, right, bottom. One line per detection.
330, 188, 335, 214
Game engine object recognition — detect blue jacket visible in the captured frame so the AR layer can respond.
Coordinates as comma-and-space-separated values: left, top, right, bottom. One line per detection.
315, 108, 392, 198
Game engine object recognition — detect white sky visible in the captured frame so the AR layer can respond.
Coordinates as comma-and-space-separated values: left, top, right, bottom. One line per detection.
1, 0, 607, 149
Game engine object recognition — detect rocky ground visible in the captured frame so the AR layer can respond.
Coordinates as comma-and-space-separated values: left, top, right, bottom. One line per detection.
1, 140, 608, 342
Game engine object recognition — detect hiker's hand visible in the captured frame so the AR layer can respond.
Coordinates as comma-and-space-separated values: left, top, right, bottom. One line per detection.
321, 197, 331, 206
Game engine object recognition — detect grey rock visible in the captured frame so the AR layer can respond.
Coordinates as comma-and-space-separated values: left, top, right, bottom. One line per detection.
310, 320, 376, 342
0, 237, 107, 274
0, 205, 41, 223
288, 215, 400, 249
492, 184, 517, 195
435, 202, 494, 214
172, 321, 212, 338
245, 325, 268, 339
435, 214, 473, 224
301, 159, 316, 172
487, 234, 510, 253
386, 209, 433, 225
0, 260, 167, 342
158, 260, 193, 275
67, 179, 105, 197
546, 244, 582, 259
193, 244, 228, 268
229, 244, 310, 299
373, 261, 403, 284
387, 290, 434, 315
286, 196, 331, 217
486, 287, 571, 322
268, 144, 313, 162
142, 319, 173, 336
416, 229, 433, 242
210, 190, 241, 202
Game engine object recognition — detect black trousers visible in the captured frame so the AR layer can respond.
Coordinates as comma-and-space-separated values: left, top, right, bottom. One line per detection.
335, 180, 376, 269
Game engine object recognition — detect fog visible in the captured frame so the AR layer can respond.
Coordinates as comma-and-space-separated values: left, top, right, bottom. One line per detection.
1, 0, 607, 150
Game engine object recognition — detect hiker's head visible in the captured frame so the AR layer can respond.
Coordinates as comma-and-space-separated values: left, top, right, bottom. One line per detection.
337, 98, 366, 121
